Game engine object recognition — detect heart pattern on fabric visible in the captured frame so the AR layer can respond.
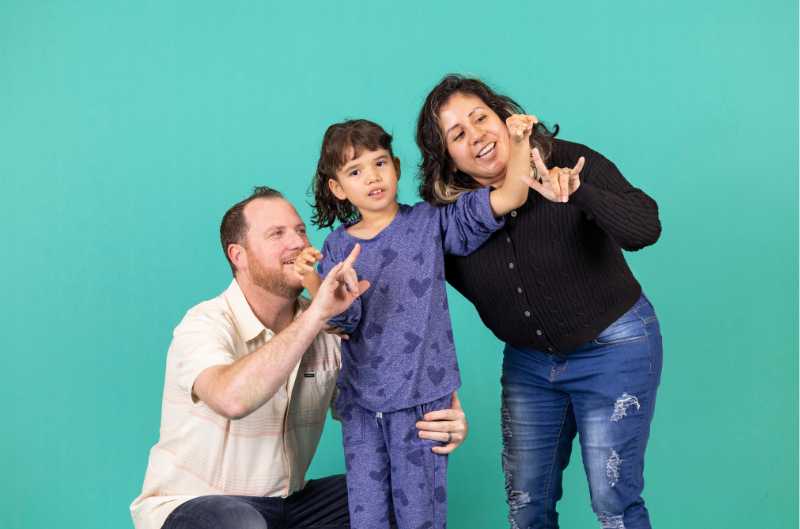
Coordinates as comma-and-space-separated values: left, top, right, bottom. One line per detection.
380, 248, 398, 267
364, 322, 383, 339
427, 366, 446, 385
406, 448, 425, 467
409, 277, 432, 298
369, 355, 385, 369
403, 332, 422, 354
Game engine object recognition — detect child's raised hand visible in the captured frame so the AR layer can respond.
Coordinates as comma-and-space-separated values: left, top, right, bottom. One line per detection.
506, 113, 538, 144
293, 246, 323, 278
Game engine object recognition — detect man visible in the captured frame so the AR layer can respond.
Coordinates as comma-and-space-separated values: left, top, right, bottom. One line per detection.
131, 186, 468, 529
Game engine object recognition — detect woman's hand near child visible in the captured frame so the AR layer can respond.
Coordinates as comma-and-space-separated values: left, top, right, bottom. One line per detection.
415, 392, 469, 455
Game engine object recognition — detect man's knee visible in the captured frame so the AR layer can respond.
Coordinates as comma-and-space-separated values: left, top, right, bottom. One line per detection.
164, 495, 268, 529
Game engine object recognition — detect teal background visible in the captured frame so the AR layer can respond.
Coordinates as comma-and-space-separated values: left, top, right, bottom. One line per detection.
1, 1, 797, 528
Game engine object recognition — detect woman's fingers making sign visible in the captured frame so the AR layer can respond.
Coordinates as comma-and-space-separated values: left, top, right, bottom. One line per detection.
525, 149, 586, 203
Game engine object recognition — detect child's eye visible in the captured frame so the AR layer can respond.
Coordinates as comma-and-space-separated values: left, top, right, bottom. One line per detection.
349, 169, 359, 177
376, 160, 385, 167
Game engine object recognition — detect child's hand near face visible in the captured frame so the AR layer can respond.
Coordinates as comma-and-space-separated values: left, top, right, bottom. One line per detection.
294, 246, 324, 295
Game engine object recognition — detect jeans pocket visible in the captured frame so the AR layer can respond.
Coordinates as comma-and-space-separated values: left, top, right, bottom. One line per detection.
593, 315, 646, 345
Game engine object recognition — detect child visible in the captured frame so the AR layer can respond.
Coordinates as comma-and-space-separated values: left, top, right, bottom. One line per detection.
296, 117, 536, 529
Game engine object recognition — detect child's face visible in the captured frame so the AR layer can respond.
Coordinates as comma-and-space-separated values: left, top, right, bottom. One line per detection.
328, 147, 400, 217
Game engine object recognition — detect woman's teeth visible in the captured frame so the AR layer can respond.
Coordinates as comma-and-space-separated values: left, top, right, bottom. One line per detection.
477, 142, 496, 158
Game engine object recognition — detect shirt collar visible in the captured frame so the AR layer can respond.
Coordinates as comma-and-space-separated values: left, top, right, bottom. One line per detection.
224, 279, 309, 343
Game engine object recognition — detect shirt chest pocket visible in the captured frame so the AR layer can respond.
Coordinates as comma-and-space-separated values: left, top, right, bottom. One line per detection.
288, 366, 338, 427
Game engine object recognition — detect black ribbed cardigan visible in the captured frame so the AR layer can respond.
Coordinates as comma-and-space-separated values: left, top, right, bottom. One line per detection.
444, 139, 661, 354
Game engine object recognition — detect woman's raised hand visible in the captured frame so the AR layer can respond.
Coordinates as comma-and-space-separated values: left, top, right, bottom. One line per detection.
525, 149, 586, 203
506, 114, 538, 143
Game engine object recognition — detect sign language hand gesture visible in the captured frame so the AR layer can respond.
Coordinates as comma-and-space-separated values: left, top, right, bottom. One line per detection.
524, 148, 586, 203
506, 114, 538, 144
313, 243, 370, 320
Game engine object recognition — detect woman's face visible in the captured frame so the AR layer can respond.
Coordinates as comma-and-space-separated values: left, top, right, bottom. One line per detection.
438, 92, 511, 187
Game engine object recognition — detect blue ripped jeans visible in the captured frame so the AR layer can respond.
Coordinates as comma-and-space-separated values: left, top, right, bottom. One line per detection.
501, 294, 662, 529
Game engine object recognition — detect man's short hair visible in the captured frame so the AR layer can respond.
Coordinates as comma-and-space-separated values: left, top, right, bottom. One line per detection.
220, 186, 284, 275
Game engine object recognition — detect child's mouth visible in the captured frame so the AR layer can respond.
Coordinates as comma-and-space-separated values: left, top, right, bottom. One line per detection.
368, 188, 385, 198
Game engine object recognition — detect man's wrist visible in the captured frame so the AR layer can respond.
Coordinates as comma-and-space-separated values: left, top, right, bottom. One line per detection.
303, 302, 330, 329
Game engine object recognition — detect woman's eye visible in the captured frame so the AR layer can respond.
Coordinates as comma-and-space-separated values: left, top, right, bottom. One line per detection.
477, 115, 486, 122
453, 131, 464, 141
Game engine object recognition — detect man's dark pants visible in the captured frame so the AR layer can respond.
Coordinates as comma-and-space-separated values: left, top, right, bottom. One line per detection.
161, 475, 350, 529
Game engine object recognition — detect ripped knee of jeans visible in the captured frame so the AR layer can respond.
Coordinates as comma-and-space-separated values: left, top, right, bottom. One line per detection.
597, 512, 626, 529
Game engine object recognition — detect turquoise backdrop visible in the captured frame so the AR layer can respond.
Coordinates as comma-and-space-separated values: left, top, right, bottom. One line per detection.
2, 1, 797, 528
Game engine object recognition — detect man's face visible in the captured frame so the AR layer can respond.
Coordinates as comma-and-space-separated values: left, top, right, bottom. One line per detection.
239, 197, 309, 299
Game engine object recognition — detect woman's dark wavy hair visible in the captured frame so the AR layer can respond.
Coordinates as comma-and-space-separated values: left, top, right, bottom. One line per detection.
416, 74, 558, 205
311, 119, 396, 229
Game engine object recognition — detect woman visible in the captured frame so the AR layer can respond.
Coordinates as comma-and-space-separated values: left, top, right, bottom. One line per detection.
416, 74, 662, 529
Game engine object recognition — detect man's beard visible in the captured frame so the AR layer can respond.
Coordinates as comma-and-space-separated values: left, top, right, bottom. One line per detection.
248, 255, 303, 300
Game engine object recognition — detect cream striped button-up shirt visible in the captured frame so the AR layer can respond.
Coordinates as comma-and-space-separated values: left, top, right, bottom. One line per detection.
131, 280, 340, 529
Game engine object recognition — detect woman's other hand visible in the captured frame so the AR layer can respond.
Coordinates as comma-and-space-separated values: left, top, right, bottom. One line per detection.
525, 149, 586, 203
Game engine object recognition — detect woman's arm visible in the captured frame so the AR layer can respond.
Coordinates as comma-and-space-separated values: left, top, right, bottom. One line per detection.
568, 149, 661, 251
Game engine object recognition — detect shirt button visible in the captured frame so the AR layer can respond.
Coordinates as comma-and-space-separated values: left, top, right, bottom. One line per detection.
506, 236, 512, 243
524, 310, 531, 318
516, 287, 523, 294
509, 262, 515, 269
536, 329, 543, 336
547, 346, 555, 353
510, 210, 518, 218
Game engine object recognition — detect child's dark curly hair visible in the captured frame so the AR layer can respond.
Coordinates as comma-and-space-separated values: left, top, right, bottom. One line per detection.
311, 119, 396, 228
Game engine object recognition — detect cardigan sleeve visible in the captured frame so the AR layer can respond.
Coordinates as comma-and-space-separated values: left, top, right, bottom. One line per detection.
568, 146, 661, 251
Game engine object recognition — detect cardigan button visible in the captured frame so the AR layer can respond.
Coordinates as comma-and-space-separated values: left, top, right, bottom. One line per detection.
510, 210, 518, 218
524, 310, 531, 318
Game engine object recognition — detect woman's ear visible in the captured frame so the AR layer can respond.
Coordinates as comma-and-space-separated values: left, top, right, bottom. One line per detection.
328, 178, 347, 201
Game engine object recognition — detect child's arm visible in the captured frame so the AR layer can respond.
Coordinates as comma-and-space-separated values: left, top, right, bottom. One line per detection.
294, 246, 323, 296
488, 114, 537, 216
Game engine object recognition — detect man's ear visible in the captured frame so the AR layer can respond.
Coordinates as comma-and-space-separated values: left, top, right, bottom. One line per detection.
394, 157, 401, 181
328, 178, 347, 200
228, 243, 246, 273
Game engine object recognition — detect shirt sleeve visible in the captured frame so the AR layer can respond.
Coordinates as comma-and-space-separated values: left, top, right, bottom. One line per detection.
171, 310, 238, 403
438, 186, 505, 256
317, 234, 362, 333
568, 148, 661, 251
